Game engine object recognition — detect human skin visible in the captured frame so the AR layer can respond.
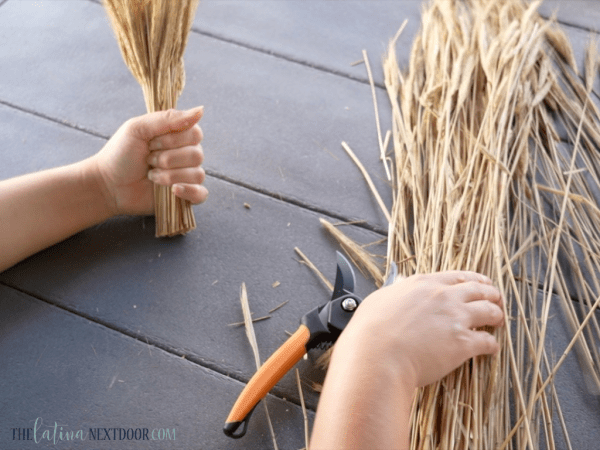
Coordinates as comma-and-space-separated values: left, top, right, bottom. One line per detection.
0, 107, 207, 272
310, 271, 504, 450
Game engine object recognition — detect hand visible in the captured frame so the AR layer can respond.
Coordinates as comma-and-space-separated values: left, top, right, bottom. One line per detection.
92, 107, 208, 216
339, 271, 504, 389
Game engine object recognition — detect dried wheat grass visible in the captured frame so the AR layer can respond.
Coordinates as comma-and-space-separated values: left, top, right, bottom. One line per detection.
103, 0, 199, 237
326, 0, 600, 448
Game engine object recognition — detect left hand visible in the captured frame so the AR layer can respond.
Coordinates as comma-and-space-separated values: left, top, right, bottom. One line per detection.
93, 107, 208, 216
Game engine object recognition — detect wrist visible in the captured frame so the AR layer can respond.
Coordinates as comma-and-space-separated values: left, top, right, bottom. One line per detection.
312, 318, 417, 449
78, 156, 118, 219
337, 314, 419, 393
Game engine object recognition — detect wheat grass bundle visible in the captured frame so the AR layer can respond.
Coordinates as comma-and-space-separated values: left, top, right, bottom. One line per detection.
322, 0, 600, 448
103, 0, 199, 237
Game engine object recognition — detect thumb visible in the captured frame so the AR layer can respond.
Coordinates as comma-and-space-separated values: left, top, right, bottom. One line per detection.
129, 106, 204, 141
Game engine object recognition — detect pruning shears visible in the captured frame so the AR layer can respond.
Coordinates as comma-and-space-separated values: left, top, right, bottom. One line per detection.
223, 251, 397, 438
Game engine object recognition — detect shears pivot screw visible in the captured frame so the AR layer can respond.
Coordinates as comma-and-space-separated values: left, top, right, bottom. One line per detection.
341, 298, 358, 312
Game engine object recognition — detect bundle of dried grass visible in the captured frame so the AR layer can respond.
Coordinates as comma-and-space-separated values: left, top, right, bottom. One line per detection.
323, 0, 600, 448
103, 0, 199, 237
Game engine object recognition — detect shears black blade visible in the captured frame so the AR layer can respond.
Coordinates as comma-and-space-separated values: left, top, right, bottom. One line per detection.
332, 251, 355, 298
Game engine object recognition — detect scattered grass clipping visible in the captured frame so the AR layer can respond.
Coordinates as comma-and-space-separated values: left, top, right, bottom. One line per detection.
239, 283, 278, 450
295, 369, 310, 450
294, 247, 334, 292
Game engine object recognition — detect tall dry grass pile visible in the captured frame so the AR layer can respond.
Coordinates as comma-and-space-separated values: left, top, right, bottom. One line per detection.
322, 0, 600, 448
103, 0, 199, 237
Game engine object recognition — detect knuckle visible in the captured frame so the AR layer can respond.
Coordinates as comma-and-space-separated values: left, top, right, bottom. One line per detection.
194, 187, 209, 204
157, 170, 172, 185
164, 108, 178, 121
157, 152, 171, 169
185, 186, 198, 201
434, 287, 450, 303
455, 311, 469, 327
490, 303, 503, 321
483, 334, 499, 354
466, 281, 480, 295
122, 118, 137, 134
150, 170, 164, 185
160, 134, 174, 149
191, 146, 204, 166
486, 300, 498, 313
472, 331, 497, 354
455, 329, 472, 347
192, 125, 203, 143
485, 284, 500, 299
196, 167, 206, 183
411, 273, 426, 284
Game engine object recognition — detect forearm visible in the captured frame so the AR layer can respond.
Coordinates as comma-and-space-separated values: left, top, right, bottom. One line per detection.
310, 325, 416, 450
0, 156, 113, 272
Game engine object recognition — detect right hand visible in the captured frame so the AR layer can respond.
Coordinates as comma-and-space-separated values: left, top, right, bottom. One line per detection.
93, 107, 208, 216
338, 271, 505, 389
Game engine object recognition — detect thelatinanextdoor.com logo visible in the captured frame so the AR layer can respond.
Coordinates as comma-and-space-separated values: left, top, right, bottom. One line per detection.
11, 418, 176, 444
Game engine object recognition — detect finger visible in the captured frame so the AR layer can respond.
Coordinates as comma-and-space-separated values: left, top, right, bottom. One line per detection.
173, 183, 209, 205
148, 167, 206, 187
450, 281, 502, 305
464, 329, 501, 357
147, 145, 204, 170
435, 271, 493, 286
148, 125, 203, 151
463, 300, 504, 329
128, 106, 204, 142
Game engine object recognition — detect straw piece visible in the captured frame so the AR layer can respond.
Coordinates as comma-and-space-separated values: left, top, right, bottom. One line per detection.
228, 315, 271, 327
295, 369, 310, 450
319, 219, 384, 285
294, 247, 333, 292
269, 300, 289, 314
240, 283, 260, 372
240, 283, 278, 449
585, 38, 599, 93
341, 141, 391, 223
362, 49, 390, 181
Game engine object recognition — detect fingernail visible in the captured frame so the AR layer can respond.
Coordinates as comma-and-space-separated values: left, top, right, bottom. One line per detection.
147, 154, 158, 167
173, 184, 183, 196
148, 169, 158, 182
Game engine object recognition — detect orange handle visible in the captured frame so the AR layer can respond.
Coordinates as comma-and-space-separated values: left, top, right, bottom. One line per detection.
224, 324, 310, 437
